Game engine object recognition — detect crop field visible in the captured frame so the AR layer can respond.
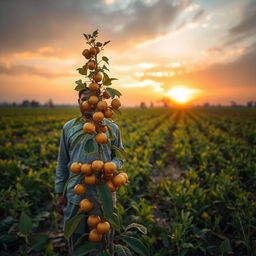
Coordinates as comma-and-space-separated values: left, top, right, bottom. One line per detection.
0, 107, 255, 255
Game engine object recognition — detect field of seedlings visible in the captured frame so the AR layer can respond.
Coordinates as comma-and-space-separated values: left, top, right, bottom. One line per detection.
0, 107, 255, 256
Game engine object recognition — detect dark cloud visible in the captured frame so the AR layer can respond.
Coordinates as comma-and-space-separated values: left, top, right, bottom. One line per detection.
0, 0, 196, 54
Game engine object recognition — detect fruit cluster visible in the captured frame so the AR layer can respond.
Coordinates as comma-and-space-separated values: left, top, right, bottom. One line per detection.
70, 161, 128, 242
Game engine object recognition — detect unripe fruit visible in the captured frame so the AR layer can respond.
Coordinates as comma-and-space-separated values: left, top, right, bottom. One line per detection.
95, 133, 108, 144
103, 91, 110, 99
89, 95, 99, 105
88, 61, 96, 70
81, 163, 93, 175
104, 108, 113, 118
100, 125, 108, 133
103, 162, 117, 174
80, 199, 93, 212
93, 112, 104, 122
73, 184, 86, 195
82, 49, 91, 59
112, 174, 126, 186
97, 101, 108, 111
93, 73, 102, 82
82, 101, 91, 110
119, 172, 129, 183
106, 180, 117, 192
84, 174, 97, 185
70, 162, 81, 174
87, 215, 101, 227
83, 122, 96, 134
111, 98, 121, 109
96, 221, 110, 234
91, 160, 104, 171
89, 229, 102, 242
89, 83, 99, 92
89, 47, 97, 56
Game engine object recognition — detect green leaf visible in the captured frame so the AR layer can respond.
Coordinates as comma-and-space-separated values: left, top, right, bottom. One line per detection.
106, 87, 121, 98
83, 33, 89, 40
125, 223, 147, 235
93, 29, 99, 37
102, 56, 109, 64
97, 184, 113, 218
64, 215, 84, 240
74, 79, 86, 91
220, 239, 232, 254
111, 145, 127, 160
71, 133, 86, 149
103, 40, 111, 46
112, 108, 122, 115
18, 212, 32, 235
84, 138, 95, 154
102, 65, 110, 72
96, 42, 102, 47
115, 244, 133, 256
75, 79, 83, 85
122, 236, 149, 256
103, 72, 110, 83
77, 68, 87, 75
103, 78, 118, 86
31, 234, 49, 252
62, 174, 81, 196
108, 212, 121, 233
73, 241, 96, 256
105, 124, 115, 140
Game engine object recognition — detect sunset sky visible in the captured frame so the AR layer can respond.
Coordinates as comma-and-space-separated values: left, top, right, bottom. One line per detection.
0, 0, 255, 106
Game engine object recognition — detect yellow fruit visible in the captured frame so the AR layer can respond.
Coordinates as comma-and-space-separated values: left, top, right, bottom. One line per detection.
88, 61, 96, 70
93, 73, 102, 82
100, 125, 108, 133
97, 101, 108, 111
103, 91, 110, 99
81, 163, 93, 175
84, 174, 97, 185
87, 215, 101, 227
93, 112, 104, 122
105, 180, 117, 192
70, 162, 81, 174
82, 49, 91, 59
73, 184, 86, 195
96, 221, 110, 234
89, 47, 97, 56
89, 83, 99, 92
91, 160, 104, 171
112, 174, 126, 186
104, 108, 113, 118
83, 122, 96, 134
119, 172, 128, 183
89, 229, 102, 242
82, 101, 91, 110
111, 99, 121, 109
80, 199, 93, 212
103, 162, 117, 174
201, 212, 209, 219
88, 95, 99, 105
95, 133, 108, 144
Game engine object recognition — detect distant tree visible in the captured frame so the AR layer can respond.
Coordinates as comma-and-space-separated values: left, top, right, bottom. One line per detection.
30, 100, 40, 107
247, 101, 253, 107
203, 102, 210, 107
140, 102, 146, 109
158, 97, 171, 107
150, 101, 154, 108
44, 99, 54, 108
230, 101, 237, 107
21, 100, 30, 107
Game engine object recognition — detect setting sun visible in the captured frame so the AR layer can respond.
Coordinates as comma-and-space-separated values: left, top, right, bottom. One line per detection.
167, 86, 199, 104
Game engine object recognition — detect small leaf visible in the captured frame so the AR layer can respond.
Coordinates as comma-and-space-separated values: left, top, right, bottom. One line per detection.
103, 72, 110, 83
103, 78, 118, 86
106, 87, 121, 98
84, 138, 95, 154
102, 56, 109, 64
77, 68, 86, 75
96, 42, 102, 47
125, 223, 147, 235
64, 215, 84, 240
122, 236, 149, 256
93, 29, 99, 37
97, 184, 113, 218
83, 33, 88, 40
115, 244, 133, 256
102, 65, 110, 72
75, 79, 83, 85
103, 40, 111, 46
18, 212, 32, 235
111, 145, 127, 160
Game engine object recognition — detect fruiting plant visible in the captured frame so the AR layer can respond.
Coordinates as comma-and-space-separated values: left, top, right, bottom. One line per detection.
62, 30, 148, 255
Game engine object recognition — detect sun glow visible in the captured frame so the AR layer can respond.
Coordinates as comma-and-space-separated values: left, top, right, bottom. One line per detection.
167, 86, 199, 104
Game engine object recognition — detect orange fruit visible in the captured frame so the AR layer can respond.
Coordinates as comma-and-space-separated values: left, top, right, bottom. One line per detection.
83, 122, 96, 134
89, 228, 102, 242
91, 160, 104, 171
70, 162, 81, 174
73, 184, 86, 195
119, 172, 129, 183
97, 101, 108, 111
104, 108, 113, 118
89, 47, 97, 56
111, 99, 121, 109
87, 215, 101, 227
95, 46, 100, 54
81, 163, 93, 175
103, 91, 110, 99
88, 95, 99, 105
89, 82, 99, 92
88, 61, 96, 70
93, 73, 102, 82
100, 125, 108, 133
96, 221, 110, 234
80, 199, 93, 212
84, 174, 97, 185
82, 101, 91, 110
95, 133, 108, 144
93, 112, 104, 122
82, 49, 91, 59
112, 174, 126, 186
105, 180, 117, 192
103, 162, 117, 174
